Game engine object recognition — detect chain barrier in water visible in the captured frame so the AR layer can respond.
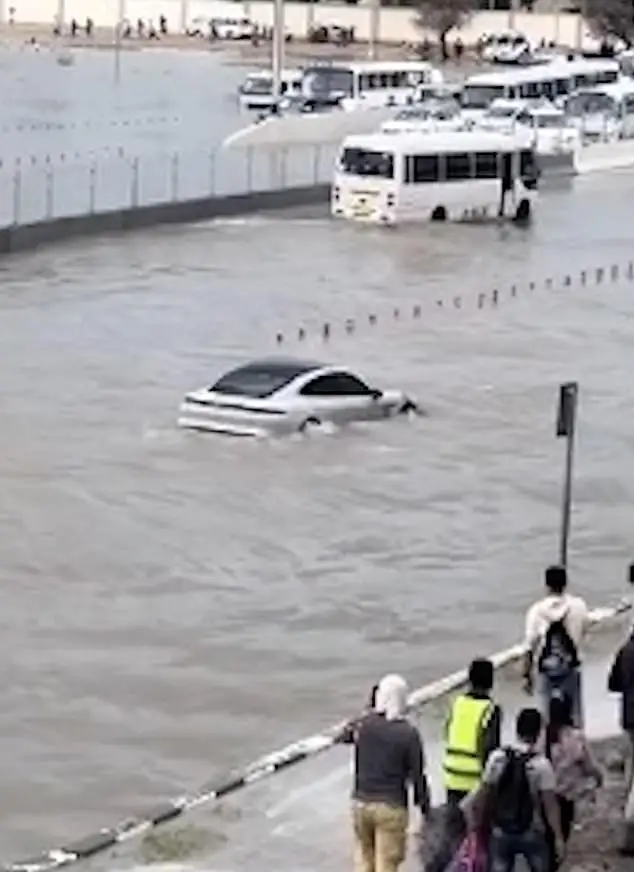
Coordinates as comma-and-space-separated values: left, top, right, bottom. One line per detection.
4, 599, 630, 872
273, 262, 634, 347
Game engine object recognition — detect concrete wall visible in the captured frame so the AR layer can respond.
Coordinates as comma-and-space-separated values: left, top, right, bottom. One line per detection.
0, 183, 330, 256
7, 0, 596, 50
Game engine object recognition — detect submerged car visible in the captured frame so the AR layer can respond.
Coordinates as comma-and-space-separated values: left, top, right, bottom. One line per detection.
178, 357, 419, 437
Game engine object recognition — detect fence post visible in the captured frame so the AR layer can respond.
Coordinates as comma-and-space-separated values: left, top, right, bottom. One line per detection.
209, 149, 216, 196
12, 164, 21, 225
312, 145, 321, 185
45, 159, 54, 220
88, 160, 97, 213
281, 147, 288, 188
130, 156, 140, 208
246, 147, 253, 192
170, 152, 180, 202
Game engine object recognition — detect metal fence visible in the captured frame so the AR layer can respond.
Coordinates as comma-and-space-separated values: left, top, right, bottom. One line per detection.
0, 143, 340, 227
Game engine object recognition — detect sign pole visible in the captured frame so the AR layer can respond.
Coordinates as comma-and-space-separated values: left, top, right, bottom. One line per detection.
556, 381, 578, 568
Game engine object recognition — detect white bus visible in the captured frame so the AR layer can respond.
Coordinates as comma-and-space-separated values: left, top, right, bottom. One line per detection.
462, 58, 620, 113
564, 80, 634, 141
300, 61, 443, 112
331, 129, 538, 226
238, 69, 304, 111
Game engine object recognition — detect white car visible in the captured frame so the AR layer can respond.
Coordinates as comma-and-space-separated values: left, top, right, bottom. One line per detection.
178, 357, 419, 437
482, 32, 532, 65
211, 17, 256, 40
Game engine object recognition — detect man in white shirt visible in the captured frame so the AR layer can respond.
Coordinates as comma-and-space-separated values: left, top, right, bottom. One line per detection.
522, 565, 590, 727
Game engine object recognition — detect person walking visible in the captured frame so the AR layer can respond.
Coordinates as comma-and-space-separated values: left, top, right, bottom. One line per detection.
443, 658, 502, 806
478, 707, 564, 872
608, 625, 634, 855
544, 696, 602, 870
350, 673, 430, 872
523, 565, 590, 727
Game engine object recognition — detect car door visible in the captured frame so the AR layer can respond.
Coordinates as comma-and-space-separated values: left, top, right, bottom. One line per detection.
297, 372, 386, 425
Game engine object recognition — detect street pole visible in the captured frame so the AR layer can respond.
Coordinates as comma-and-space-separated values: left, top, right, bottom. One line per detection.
556, 381, 579, 568
114, 20, 121, 84
368, 0, 380, 60
272, 0, 284, 109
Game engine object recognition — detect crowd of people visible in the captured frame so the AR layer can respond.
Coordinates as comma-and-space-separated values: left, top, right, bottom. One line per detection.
338, 564, 634, 872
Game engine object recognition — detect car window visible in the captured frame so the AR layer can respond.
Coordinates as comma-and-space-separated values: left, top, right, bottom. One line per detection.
300, 373, 373, 396
211, 363, 310, 398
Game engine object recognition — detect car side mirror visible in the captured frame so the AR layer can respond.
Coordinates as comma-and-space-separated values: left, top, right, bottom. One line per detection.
370, 388, 382, 400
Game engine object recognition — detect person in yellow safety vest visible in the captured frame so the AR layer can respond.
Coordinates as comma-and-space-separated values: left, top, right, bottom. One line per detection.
443, 658, 502, 806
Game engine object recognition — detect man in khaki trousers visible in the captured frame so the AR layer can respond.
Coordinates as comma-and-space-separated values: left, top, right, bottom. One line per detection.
347, 674, 430, 872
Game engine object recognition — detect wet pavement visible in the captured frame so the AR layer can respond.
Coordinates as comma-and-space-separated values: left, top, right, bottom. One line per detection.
0, 164, 634, 864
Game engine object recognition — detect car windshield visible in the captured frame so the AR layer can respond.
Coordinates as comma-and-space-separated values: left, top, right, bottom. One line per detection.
488, 104, 518, 118
210, 362, 314, 398
242, 75, 272, 94
534, 112, 564, 128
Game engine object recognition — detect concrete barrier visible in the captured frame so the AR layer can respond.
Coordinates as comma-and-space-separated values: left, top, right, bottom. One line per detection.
0, 183, 330, 256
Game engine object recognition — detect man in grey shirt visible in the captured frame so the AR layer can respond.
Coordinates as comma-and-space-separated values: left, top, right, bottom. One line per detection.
343, 674, 430, 872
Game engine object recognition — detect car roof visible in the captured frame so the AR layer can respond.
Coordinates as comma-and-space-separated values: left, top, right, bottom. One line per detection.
230, 357, 330, 375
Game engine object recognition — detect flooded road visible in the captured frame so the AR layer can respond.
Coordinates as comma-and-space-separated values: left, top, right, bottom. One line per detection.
1, 168, 634, 863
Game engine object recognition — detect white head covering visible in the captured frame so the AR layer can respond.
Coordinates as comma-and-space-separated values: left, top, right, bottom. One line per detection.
375, 673, 408, 721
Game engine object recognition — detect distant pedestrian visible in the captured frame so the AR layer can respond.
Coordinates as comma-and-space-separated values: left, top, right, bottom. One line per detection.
443, 658, 502, 806
608, 622, 634, 855
85, 16, 93, 36
544, 696, 602, 870
523, 565, 590, 727
351, 673, 430, 872
454, 37, 464, 62
478, 707, 564, 872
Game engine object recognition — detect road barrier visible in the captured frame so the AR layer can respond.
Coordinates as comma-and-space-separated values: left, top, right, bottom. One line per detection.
0, 142, 338, 229
4, 599, 630, 872
273, 261, 634, 346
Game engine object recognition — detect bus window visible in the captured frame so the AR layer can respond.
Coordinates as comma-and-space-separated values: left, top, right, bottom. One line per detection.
474, 151, 498, 179
410, 154, 439, 182
445, 152, 472, 181
340, 148, 394, 179
555, 78, 568, 96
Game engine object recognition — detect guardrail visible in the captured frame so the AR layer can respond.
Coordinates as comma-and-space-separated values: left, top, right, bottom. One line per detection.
0, 143, 339, 228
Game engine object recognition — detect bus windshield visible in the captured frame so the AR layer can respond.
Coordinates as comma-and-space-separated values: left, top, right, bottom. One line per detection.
302, 66, 354, 100
566, 92, 617, 116
339, 148, 394, 179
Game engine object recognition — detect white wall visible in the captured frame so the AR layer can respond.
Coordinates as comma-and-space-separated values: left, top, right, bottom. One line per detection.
9, 0, 599, 50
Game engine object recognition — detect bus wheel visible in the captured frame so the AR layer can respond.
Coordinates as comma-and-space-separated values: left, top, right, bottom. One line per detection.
431, 205, 447, 222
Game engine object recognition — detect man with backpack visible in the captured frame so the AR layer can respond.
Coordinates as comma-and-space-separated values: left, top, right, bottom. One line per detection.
479, 708, 564, 872
523, 565, 590, 727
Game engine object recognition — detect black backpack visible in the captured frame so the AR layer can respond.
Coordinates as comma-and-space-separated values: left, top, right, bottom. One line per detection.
491, 748, 535, 835
537, 613, 579, 682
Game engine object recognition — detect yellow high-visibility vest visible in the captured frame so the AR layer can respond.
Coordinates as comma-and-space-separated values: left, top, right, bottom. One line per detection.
442, 694, 494, 793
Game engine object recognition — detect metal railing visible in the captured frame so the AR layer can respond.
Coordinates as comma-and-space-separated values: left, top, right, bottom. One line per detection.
0, 144, 339, 228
